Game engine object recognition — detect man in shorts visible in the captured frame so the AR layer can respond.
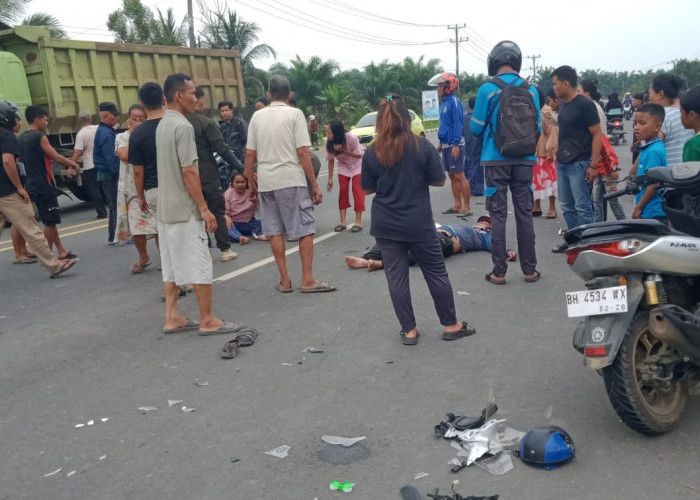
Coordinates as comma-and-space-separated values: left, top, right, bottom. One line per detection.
0, 101, 76, 277
156, 73, 243, 335
18, 106, 80, 259
245, 75, 336, 293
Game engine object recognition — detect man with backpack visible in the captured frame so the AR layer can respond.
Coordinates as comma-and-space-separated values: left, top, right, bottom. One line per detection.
470, 40, 541, 285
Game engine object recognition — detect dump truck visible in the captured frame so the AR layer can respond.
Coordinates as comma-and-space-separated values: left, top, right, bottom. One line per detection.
0, 26, 245, 201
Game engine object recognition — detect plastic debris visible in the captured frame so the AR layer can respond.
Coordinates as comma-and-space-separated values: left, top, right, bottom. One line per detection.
414, 472, 430, 480
230, 457, 240, 463
265, 445, 290, 458
181, 406, 195, 413
138, 406, 157, 412
66, 471, 76, 478
330, 481, 355, 493
473, 452, 514, 475
321, 436, 366, 447
87, 420, 94, 426
544, 405, 554, 419
456, 291, 471, 296
44, 468, 62, 477
303, 347, 324, 353
281, 363, 293, 366
99, 455, 107, 460
101, 418, 109, 423
168, 399, 183, 407
195, 381, 209, 386
74, 424, 85, 428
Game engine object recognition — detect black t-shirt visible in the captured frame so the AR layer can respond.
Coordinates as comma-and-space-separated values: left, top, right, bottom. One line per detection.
557, 94, 599, 164
0, 127, 20, 198
128, 118, 161, 190
361, 136, 445, 242
18, 129, 52, 195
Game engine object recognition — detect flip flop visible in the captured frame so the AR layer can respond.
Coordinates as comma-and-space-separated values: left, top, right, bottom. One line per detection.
130, 261, 151, 274
442, 207, 460, 214
442, 321, 477, 341
235, 327, 259, 347
457, 209, 473, 217
532, 211, 543, 217
221, 339, 240, 359
334, 224, 347, 232
276, 282, 293, 293
485, 272, 506, 285
350, 225, 363, 233
163, 318, 200, 334
400, 331, 420, 345
524, 270, 541, 283
300, 281, 337, 293
198, 321, 245, 336
60, 251, 77, 259
546, 212, 558, 219
50, 258, 77, 278
13, 256, 38, 264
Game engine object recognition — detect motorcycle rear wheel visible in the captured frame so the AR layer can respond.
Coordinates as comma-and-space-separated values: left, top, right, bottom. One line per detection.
602, 310, 688, 435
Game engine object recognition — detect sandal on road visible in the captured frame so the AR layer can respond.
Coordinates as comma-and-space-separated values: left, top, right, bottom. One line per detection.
14, 256, 38, 264
50, 258, 77, 278
485, 272, 506, 285
235, 327, 259, 347
276, 282, 293, 293
350, 225, 363, 233
221, 339, 240, 359
163, 318, 200, 334
60, 251, 77, 259
442, 321, 477, 341
198, 321, 245, 336
524, 270, 541, 283
334, 224, 347, 232
400, 331, 420, 345
130, 261, 151, 274
442, 207, 460, 214
300, 281, 337, 293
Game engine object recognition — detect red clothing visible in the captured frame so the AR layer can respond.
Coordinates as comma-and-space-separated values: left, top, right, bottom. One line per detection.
224, 187, 258, 223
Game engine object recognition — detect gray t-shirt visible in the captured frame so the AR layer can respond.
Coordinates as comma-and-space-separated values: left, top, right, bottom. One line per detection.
156, 110, 200, 223
663, 106, 695, 166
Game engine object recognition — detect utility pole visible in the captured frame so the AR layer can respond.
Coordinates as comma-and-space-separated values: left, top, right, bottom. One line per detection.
527, 55, 541, 82
448, 24, 467, 77
187, 0, 196, 49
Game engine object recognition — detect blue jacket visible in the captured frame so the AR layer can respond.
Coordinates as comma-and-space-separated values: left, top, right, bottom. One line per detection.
470, 73, 541, 166
93, 122, 120, 177
438, 93, 464, 146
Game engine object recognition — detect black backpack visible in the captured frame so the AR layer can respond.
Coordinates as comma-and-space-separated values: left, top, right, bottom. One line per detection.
487, 77, 538, 158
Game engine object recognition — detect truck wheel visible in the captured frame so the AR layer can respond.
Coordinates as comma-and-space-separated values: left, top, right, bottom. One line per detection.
69, 185, 91, 202
603, 310, 687, 435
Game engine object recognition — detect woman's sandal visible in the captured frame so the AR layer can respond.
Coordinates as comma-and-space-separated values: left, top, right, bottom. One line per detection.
442, 321, 477, 341
130, 261, 151, 274
334, 224, 347, 232
350, 225, 363, 233
221, 339, 240, 359
235, 327, 259, 347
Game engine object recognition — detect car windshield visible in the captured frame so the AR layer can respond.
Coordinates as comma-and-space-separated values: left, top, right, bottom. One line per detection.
355, 113, 377, 128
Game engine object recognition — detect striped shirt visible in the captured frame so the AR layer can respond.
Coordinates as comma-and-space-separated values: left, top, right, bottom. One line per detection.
662, 107, 694, 166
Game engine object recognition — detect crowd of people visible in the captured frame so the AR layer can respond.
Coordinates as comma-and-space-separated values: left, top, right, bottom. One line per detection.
1, 40, 700, 345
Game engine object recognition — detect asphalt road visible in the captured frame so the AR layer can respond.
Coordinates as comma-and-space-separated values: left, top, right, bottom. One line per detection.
1, 131, 699, 499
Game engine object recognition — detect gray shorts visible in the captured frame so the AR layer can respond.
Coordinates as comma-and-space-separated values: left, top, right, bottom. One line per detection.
259, 186, 316, 238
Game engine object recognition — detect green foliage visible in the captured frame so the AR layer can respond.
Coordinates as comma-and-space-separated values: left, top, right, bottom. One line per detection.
1, 0, 67, 39
0, 0, 30, 24
151, 8, 188, 47
20, 12, 66, 38
318, 83, 355, 122
107, 0, 155, 44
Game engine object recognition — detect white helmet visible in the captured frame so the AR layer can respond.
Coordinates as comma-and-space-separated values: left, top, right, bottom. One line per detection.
309, 115, 315, 120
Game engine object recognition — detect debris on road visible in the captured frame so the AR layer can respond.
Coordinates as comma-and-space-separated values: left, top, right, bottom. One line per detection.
230, 457, 241, 464
44, 468, 62, 477
329, 480, 355, 493
265, 445, 290, 458
66, 470, 76, 478
303, 347, 324, 353
194, 381, 209, 386
456, 291, 471, 296
168, 399, 183, 407
321, 435, 366, 447
414, 472, 430, 480
99, 455, 107, 460
138, 406, 157, 413
181, 406, 195, 413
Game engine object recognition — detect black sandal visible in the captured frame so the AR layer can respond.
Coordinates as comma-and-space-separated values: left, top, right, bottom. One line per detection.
235, 328, 259, 347
400, 331, 420, 345
442, 321, 477, 341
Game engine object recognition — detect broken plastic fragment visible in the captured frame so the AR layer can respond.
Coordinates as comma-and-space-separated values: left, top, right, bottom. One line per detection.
44, 468, 62, 477
330, 481, 355, 493
99, 455, 107, 460
456, 291, 471, 296
66, 471, 76, 478
168, 399, 183, 407
138, 406, 157, 412
195, 381, 209, 386
281, 363, 292, 366
230, 457, 240, 463
414, 472, 430, 480
74, 424, 85, 428
87, 420, 94, 426
265, 445, 290, 458
181, 406, 195, 413
474, 451, 514, 475
303, 347, 324, 353
101, 418, 109, 423
321, 435, 366, 447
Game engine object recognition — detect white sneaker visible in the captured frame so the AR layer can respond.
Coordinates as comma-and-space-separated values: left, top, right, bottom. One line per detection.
219, 249, 238, 262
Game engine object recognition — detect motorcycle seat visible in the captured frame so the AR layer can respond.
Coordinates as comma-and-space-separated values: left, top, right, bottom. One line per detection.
564, 219, 676, 245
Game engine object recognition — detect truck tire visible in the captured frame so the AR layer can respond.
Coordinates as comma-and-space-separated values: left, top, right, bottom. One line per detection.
602, 310, 687, 435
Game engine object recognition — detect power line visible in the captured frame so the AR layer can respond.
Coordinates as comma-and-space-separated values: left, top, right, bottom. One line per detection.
318, 0, 445, 28
448, 24, 466, 76
527, 54, 540, 81
459, 43, 487, 65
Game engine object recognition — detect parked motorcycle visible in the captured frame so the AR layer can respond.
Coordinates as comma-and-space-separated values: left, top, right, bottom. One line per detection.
563, 162, 700, 435
606, 109, 626, 145
623, 102, 633, 120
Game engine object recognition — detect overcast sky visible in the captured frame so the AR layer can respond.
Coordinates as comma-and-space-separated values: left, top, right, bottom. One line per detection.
27, 0, 700, 78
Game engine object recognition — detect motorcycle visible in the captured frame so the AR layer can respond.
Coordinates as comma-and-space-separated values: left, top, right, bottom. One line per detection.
213, 148, 245, 191
563, 162, 700, 435
623, 102, 633, 121
606, 109, 626, 145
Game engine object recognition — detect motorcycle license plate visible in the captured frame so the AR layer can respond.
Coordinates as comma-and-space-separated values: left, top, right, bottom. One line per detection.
565, 286, 628, 317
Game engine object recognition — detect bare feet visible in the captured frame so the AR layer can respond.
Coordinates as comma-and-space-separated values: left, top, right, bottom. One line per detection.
345, 256, 369, 269
239, 236, 250, 245
256, 234, 271, 241
507, 250, 518, 262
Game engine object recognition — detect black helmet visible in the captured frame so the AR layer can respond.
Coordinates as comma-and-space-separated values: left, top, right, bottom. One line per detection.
0, 101, 21, 130
487, 40, 522, 76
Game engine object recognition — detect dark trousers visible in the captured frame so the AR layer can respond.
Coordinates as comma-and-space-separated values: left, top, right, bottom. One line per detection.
376, 235, 457, 332
99, 178, 118, 242
83, 169, 107, 217
485, 165, 537, 277
201, 180, 230, 251
363, 243, 417, 266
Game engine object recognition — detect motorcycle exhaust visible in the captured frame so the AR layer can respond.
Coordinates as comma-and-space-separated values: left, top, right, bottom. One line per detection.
649, 305, 700, 361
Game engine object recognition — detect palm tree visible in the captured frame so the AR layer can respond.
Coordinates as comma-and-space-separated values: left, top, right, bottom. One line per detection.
0, 0, 30, 24
1, 0, 67, 38
318, 83, 355, 122
151, 7, 187, 47
284, 56, 339, 109
361, 61, 402, 107
21, 12, 67, 38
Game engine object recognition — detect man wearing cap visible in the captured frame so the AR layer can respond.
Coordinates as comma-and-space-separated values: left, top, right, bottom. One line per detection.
93, 102, 121, 244
345, 216, 517, 270
72, 110, 106, 219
